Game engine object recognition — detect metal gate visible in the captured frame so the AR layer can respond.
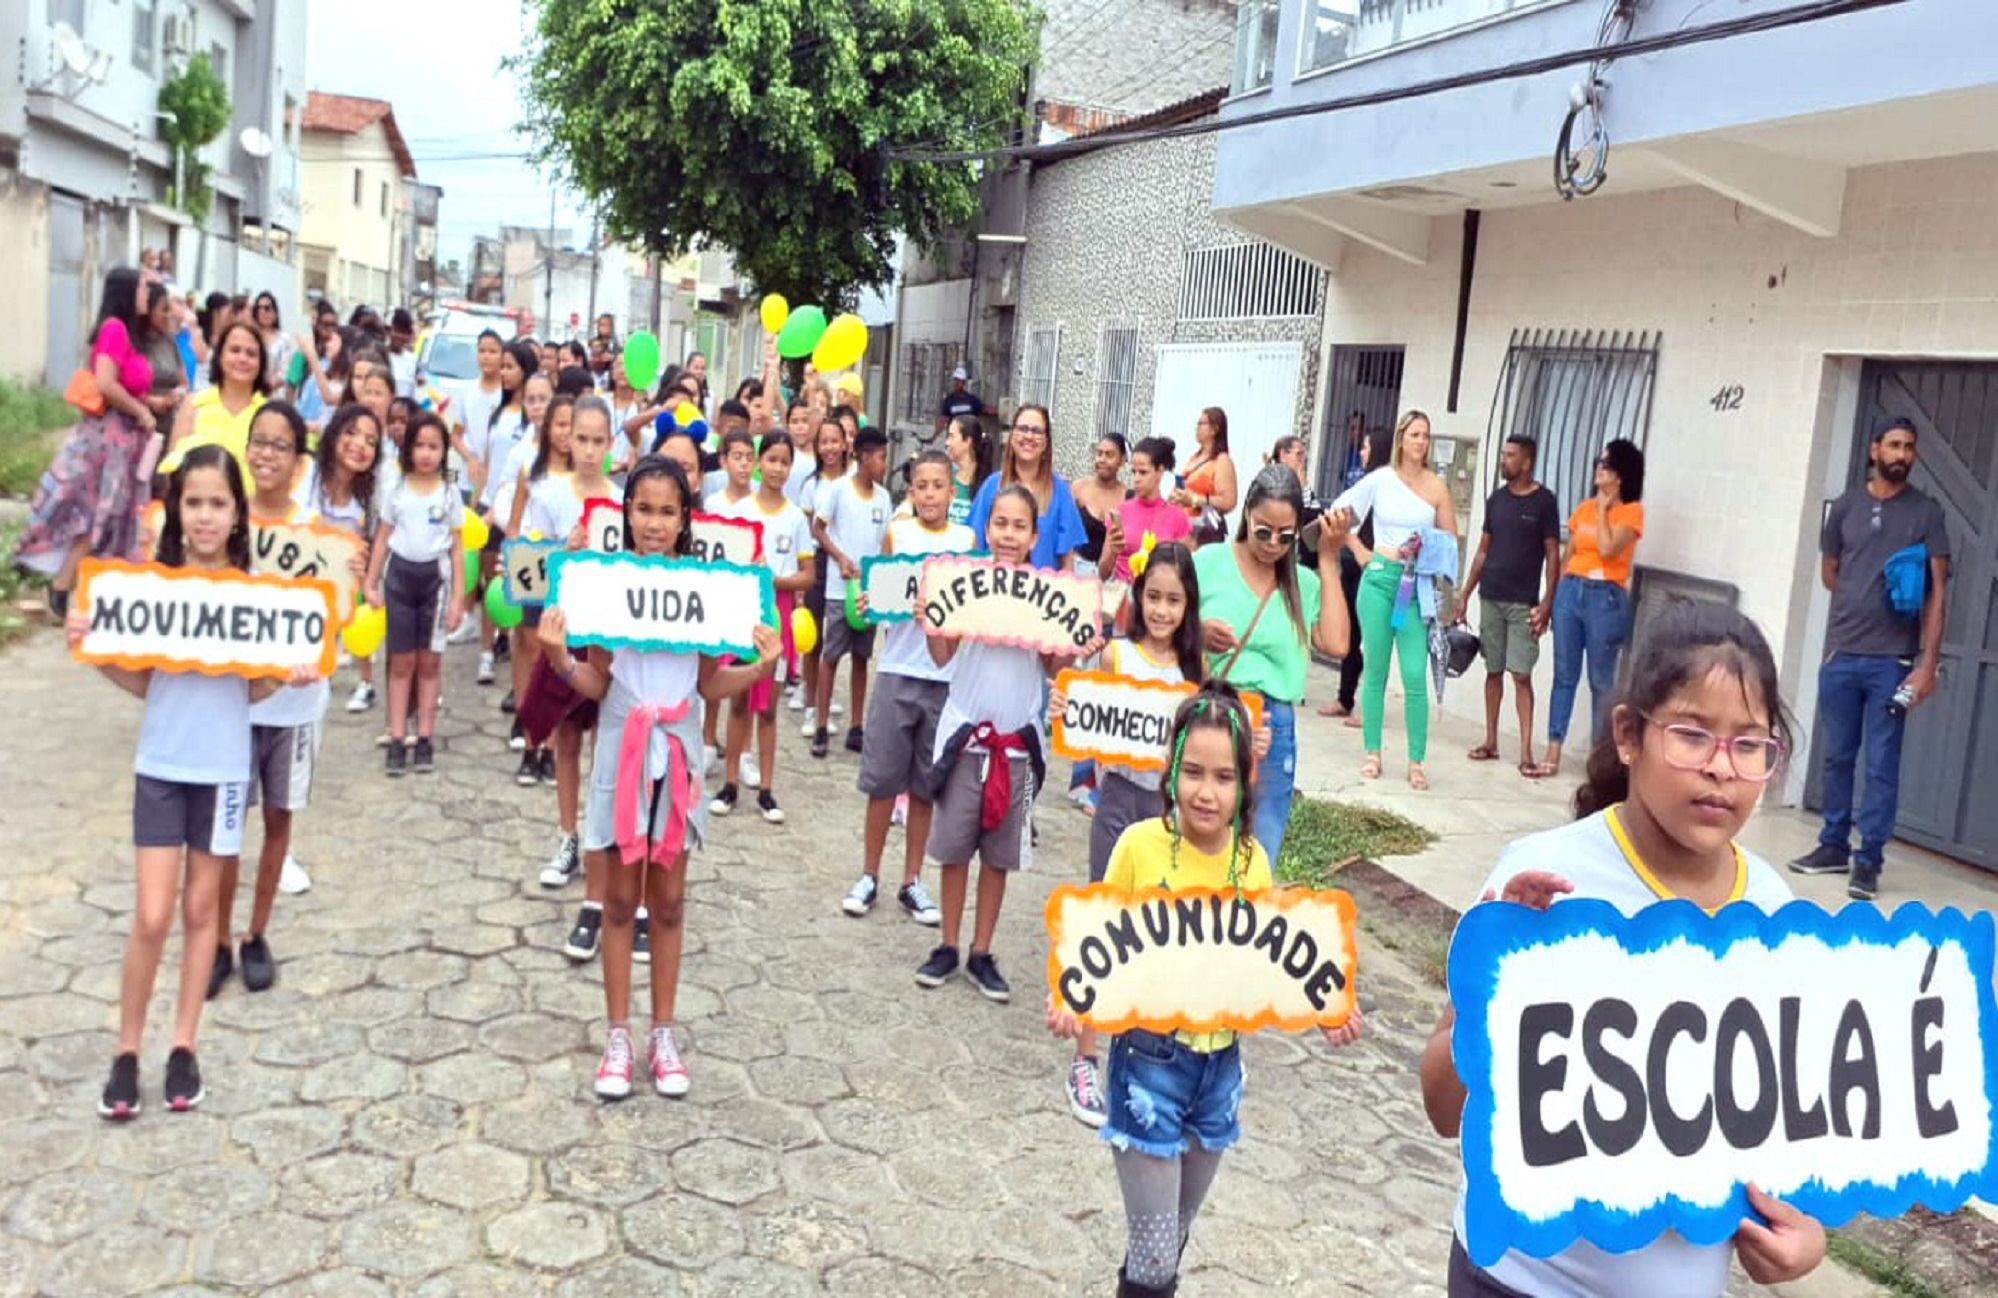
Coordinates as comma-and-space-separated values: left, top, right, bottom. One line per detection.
1823, 362, 1998, 870
45, 194, 87, 391
1315, 345, 1404, 500
1483, 328, 1659, 510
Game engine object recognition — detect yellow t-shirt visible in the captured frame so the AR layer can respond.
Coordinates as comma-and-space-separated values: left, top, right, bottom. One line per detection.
1102, 817, 1273, 1052
161, 389, 266, 474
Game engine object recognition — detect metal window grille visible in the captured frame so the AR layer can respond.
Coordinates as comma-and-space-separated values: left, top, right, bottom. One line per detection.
900, 341, 964, 426
1315, 345, 1405, 500
1023, 326, 1061, 412
1178, 243, 1325, 322
1485, 328, 1659, 514
1094, 323, 1139, 441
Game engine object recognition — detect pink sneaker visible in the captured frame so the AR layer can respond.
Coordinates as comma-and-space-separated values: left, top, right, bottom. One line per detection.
647, 1025, 690, 1097
594, 1026, 635, 1100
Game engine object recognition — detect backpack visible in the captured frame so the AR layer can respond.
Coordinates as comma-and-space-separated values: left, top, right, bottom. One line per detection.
1882, 544, 1927, 619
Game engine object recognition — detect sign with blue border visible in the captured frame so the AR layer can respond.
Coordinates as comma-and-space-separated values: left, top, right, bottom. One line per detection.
548, 550, 774, 660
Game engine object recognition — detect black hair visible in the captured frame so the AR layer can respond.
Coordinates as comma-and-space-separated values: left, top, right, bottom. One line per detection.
252, 291, 281, 326
477, 327, 504, 348
853, 426, 889, 456
1132, 436, 1177, 475
718, 426, 756, 458
528, 394, 577, 482
1234, 464, 1309, 644
990, 483, 1043, 536
1160, 681, 1259, 881
654, 363, 684, 405
571, 394, 616, 450
1875, 416, 1918, 443
909, 447, 951, 478
759, 429, 795, 462
1574, 601, 1794, 820
251, 400, 309, 456
734, 378, 763, 403
1599, 438, 1646, 503
718, 398, 752, 425
555, 365, 595, 398
621, 454, 695, 556
1096, 432, 1128, 459
495, 339, 541, 427
398, 410, 450, 476
209, 320, 272, 395
1271, 435, 1305, 462
830, 403, 860, 429
156, 443, 252, 571
388, 395, 418, 426
92, 267, 146, 349
314, 404, 380, 523
1201, 406, 1230, 454
1128, 540, 1204, 684
562, 340, 589, 366
946, 413, 991, 482
1504, 433, 1538, 467
389, 308, 414, 331
1364, 428, 1394, 472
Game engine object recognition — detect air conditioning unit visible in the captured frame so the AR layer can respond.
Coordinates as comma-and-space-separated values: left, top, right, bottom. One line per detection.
164, 14, 195, 56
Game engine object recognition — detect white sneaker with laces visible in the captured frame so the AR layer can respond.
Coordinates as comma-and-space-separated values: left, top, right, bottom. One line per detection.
842, 874, 878, 917
346, 682, 375, 713
476, 651, 496, 684
738, 754, 759, 788
788, 691, 807, 712
595, 1026, 635, 1100
897, 879, 942, 926
277, 854, 312, 895
801, 717, 819, 739
1066, 1054, 1108, 1128
539, 834, 581, 889
647, 1025, 690, 1097
829, 700, 844, 718
702, 743, 717, 777
448, 620, 479, 646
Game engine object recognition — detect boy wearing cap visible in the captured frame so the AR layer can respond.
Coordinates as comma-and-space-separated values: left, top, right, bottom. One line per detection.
936, 366, 982, 435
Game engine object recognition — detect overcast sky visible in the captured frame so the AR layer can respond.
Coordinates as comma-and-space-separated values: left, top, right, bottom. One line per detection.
304, 1, 591, 277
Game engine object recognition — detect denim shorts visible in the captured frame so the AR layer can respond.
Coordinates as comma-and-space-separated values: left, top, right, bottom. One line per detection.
1101, 1028, 1244, 1158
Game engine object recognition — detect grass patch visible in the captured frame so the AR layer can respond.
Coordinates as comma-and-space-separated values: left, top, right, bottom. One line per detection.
1274, 795, 1437, 888
1827, 1233, 1948, 1298
0, 519, 47, 649
0, 378, 73, 499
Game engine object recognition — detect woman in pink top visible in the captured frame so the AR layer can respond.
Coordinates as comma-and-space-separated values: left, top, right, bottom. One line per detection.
1099, 436, 1193, 583
18, 267, 166, 613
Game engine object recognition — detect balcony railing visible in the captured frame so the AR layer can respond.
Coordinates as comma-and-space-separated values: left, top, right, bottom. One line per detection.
1297, 0, 1570, 77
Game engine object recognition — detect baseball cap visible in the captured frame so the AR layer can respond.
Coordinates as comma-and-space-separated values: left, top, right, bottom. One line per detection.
951, 366, 969, 381
833, 373, 864, 395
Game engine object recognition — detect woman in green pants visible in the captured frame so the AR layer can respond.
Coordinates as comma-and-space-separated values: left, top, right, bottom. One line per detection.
1330, 411, 1458, 790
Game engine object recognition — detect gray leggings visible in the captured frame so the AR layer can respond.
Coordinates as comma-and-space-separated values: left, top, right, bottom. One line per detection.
1114, 1145, 1224, 1287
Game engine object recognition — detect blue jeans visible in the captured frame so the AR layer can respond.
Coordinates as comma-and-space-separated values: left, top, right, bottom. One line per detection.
1102, 1028, 1244, 1158
1815, 653, 1910, 867
1548, 578, 1630, 745
1252, 701, 1297, 865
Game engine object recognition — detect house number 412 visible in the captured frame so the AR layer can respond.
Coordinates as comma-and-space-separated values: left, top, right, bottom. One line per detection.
1710, 385, 1745, 412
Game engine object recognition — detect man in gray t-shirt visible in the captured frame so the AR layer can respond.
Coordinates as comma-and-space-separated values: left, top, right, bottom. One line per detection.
1791, 418, 1950, 900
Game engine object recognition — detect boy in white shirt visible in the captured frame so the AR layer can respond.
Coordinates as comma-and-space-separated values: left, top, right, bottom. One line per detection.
811, 426, 891, 759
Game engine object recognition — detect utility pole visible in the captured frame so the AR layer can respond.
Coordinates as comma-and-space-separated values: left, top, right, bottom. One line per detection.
543, 188, 555, 337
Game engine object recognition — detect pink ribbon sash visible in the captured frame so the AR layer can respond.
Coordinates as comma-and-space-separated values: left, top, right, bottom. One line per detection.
613, 699, 695, 868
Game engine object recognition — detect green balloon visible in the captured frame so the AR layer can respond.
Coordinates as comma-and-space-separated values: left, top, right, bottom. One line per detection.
463, 549, 479, 594
485, 575, 524, 629
844, 576, 868, 630
775, 305, 828, 360
623, 330, 662, 391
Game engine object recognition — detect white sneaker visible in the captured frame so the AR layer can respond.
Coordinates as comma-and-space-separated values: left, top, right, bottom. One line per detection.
476, 651, 496, 684
801, 717, 819, 739
594, 1026, 635, 1100
842, 874, 879, 917
829, 700, 844, 718
345, 682, 376, 713
647, 1025, 690, 1098
277, 854, 312, 895
702, 743, 717, 777
738, 754, 759, 788
787, 692, 807, 712
897, 878, 942, 926
539, 834, 581, 889
448, 620, 480, 646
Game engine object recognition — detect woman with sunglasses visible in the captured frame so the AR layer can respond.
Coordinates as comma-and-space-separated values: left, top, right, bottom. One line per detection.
964, 404, 1088, 572
1331, 410, 1458, 791
1194, 466, 1353, 862
249, 292, 297, 400
1541, 438, 1647, 777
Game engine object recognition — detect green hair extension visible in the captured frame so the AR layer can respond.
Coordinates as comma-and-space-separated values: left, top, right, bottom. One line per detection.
1164, 693, 1253, 898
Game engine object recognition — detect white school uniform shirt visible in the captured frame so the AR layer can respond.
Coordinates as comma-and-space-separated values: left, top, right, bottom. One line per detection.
784, 449, 820, 512
609, 646, 700, 710
139, 668, 253, 785
1331, 466, 1438, 556
815, 475, 891, 598
293, 463, 368, 538
523, 473, 609, 544
383, 478, 459, 564
932, 638, 1045, 763
1454, 808, 1793, 1298
457, 384, 505, 464
480, 410, 535, 512
877, 517, 974, 683
248, 501, 334, 729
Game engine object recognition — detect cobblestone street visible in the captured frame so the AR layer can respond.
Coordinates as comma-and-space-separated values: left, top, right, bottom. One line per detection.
0, 631, 1467, 1296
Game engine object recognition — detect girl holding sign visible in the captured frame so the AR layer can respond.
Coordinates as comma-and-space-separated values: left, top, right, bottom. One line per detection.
68, 445, 317, 1118
363, 413, 465, 775
537, 455, 782, 1100
791, 416, 850, 727
504, 392, 578, 784
1047, 683, 1364, 1295
1420, 602, 1825, 1295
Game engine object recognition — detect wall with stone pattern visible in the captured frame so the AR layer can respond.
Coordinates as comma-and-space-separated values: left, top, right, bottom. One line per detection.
1036, 0, 1236, 118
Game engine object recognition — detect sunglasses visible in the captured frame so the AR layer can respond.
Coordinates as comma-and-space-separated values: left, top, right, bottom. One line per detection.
1011, 424, 1048, 437
1250, 524, 1298, 547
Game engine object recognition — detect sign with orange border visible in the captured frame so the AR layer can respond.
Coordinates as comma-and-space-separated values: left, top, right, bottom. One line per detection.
917, 555, 1101, 655
251, 516, 363, 625
1046, 885, 1358, 1035
74, 559, 339, 682
1050, 669, 1265, 770
688, 510, 764, 565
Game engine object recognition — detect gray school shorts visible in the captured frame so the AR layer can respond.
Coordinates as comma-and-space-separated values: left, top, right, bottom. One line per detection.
823, 612, 875, 665
926, 749, 1034, 872
1088, 769, 1158, 883
582, 689, 708, 856
856, 673, 948, 802
134, 775, 248, 856
384, 553, 451, 655
248, 722, 319, 813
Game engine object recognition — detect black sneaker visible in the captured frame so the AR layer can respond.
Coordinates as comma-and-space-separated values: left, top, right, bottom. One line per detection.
164, 1046, 204, 1112
508, 718, 527, 752
493, 634, 511, 663
810, 727, 829, 759
914, 944, 960, 988
634, 912, 651, 964
515, 752, 539, 786
844, 726, 864, 754
1847, 863, 1882, 901
538, 748, 557, 786
757, 789, 785, 825
563, 905, 602, 961
709, 784, 739, 817
1788, 843, 1850, 875
500, 689, 518, 714
98, 1052, 141, 1120
205, 943, 233, 1000
411, 738, 435, 774
965, 951, 1011, 1003
385, 743, 407, 777
239, 935, 277, 993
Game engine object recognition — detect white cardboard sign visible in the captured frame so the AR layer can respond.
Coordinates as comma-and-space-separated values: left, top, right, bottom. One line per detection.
75, 559, 338, 681
917, 555, 1101, 655
251, 517, 362, 625
548, 549, 774, 659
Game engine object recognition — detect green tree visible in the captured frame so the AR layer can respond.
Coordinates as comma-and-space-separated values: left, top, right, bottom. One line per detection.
157, 54, 232, 227
516, 0, 1036, 308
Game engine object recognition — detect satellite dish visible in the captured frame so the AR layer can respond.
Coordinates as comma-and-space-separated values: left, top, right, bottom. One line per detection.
53, 23, 91, 76
239, 127, 274, 159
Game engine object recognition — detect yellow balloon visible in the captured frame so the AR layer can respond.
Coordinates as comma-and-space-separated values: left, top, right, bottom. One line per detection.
790, 605, 818, 657
760, 294, 790, 335
340, 603, 387, 658
811, 313, 868, 373
460, 509, 490, 554
673, 402, 700, 428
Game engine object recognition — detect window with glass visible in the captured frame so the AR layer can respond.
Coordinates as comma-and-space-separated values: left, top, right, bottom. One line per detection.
132, 0, 156, 73
1094, 324, 1139, 443
1022, 326, 1061, 412
1302, 0, 1571, 75
1233, 0, 1279, 93
49, 0, 86, 34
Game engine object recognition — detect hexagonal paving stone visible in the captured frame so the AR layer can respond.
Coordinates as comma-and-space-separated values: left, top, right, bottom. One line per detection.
263, 1273, 394, 1298
351, 1093, 464, 1158
481, 1093, 595, 1156
140, 1162, 275, 1233
230, 1105, 348, 1169
0, 1118, 91, 1185
428, 922, 517, 957
778, 1143, 895, 1210
744, 1052, 852, 1106
367, 1016, 478, 1065
316, 987, 425, 1028
479, 1011, 586, 1063
692, 1255, 815, 1296
34, 1222, 184, 1297
374, 950, 468, 991
411, 1143, 530, 1211
340, 1201, 474, 1278
415, 1052, 527, 1106
552, 1257, 685, 1298
621, 1192, 745, 1269
284, 952, 377, 998
7, 1169, 137, 1245
818, 1096, 928, 1157
484, 1201, 610, 1271
298, 1053, 409, 1103
195, 1211, 331, 1288
546, 1142, 670, 1208
253, 1020, 367, 1069
702, 1096, 821, 1152
424, 979, 523, 1024
669, 1137, 781, 1207
277, 1151, 402, 1219
407, 1265, 547, 1298
741, 1200, 870, 1273
826, 1257, 946, 1294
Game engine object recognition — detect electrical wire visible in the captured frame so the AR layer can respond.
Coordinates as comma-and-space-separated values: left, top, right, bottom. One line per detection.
1553, 0, 1640, 200
888, 0, 1909, 166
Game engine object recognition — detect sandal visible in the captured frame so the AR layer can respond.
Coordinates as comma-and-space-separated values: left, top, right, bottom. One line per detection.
1518, 762, 1544, 779
1317, 701, 1351, 718
1342, 713, 1363, 730
1361, 753, 1382, 780
1407, 763, 1429, 792
1467, 745, 1499, 762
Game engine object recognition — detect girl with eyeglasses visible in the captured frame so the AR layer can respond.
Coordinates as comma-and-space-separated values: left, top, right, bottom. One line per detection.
1541, 438, 1647, 778
1421, 601, 1825, 1298
965, 404, 1087, 572
1193, 465, 1353, 863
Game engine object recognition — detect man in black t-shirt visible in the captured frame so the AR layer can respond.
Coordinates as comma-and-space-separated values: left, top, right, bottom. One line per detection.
1455, 434, 1561, 773
936, 366, 983, 435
